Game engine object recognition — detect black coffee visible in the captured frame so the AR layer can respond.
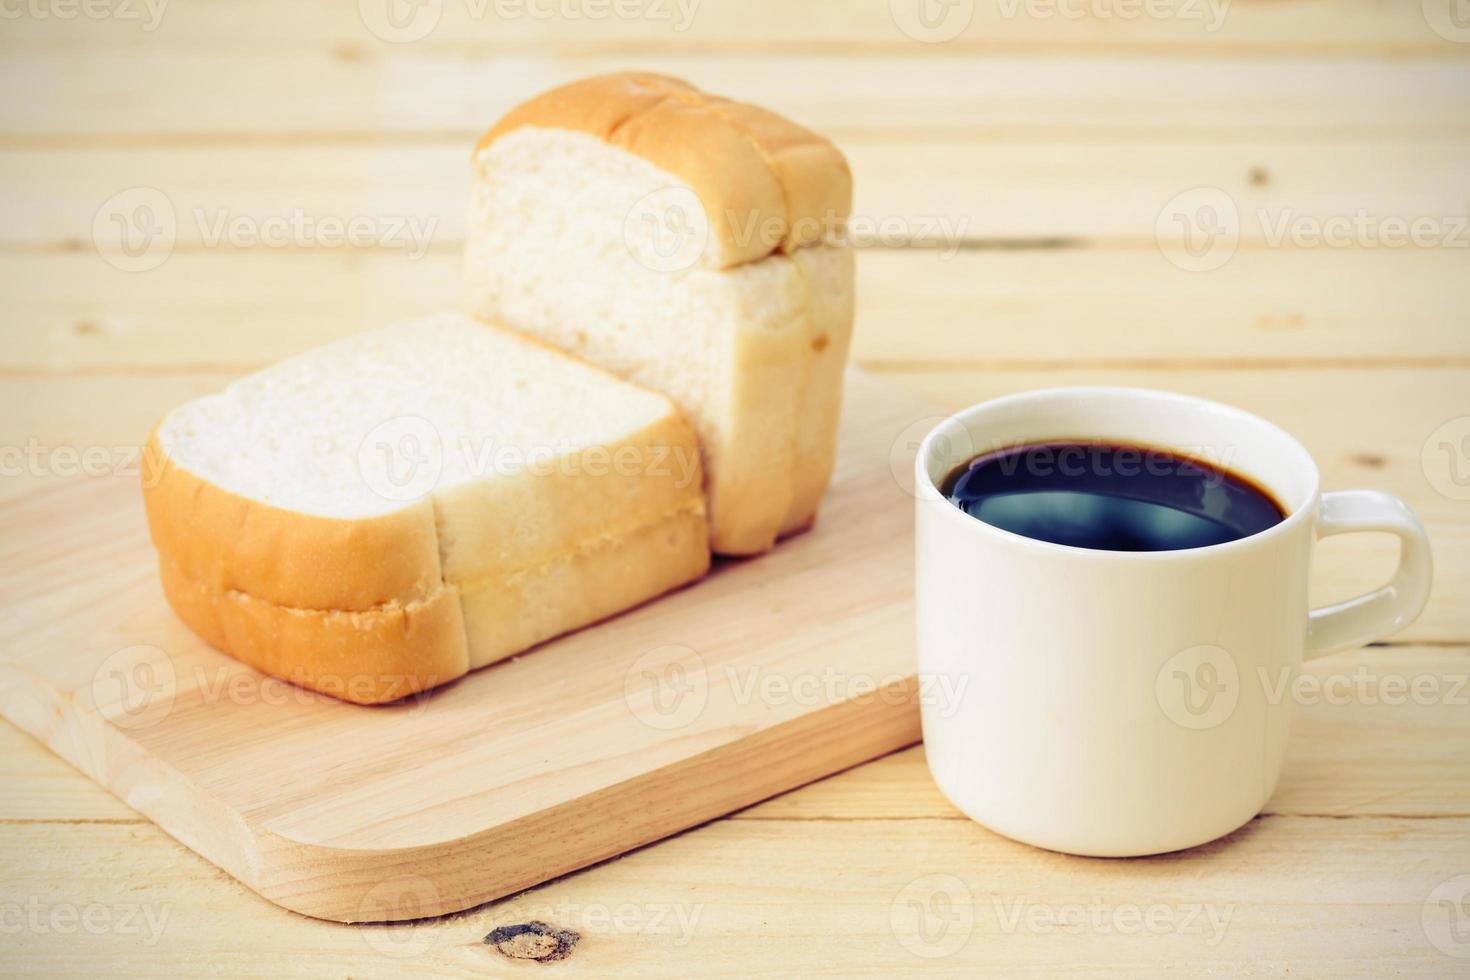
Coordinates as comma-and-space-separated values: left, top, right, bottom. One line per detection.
941, 440, 1285, 552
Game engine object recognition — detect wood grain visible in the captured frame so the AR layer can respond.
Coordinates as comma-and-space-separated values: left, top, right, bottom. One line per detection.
3, 639, 1467, 978
7, 645, 1464, 825
6, 55, 1470, 140
6, 248, 1468, 374
8, 138, 1470, 245
2, 631, 1470, 975
3, 0, 1465, 54
3, 814, 1464, 977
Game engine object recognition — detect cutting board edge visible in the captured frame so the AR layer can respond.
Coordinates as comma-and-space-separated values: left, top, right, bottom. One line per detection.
0, 661, 921, 922
0, 659, 270, 892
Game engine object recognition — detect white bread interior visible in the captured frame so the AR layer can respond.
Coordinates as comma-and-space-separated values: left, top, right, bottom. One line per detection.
466, 73, 856, 555
144, 314, 710, 703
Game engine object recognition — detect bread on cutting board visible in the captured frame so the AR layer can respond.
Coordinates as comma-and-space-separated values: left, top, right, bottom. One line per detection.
466, 72, 856, 555
142, 314, 710, 704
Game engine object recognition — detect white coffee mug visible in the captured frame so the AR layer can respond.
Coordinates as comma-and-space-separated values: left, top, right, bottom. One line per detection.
914, 387, 1433, 857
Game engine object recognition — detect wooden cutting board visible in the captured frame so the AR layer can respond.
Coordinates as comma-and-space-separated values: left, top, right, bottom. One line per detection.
0, 372, 937, 923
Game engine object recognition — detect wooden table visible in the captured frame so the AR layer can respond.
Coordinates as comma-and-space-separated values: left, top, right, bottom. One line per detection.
3, 3, 1468, 975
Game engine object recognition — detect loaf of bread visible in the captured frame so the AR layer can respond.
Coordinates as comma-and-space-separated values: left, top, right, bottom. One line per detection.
466, 72, 856, 555
142, 314, 710, 704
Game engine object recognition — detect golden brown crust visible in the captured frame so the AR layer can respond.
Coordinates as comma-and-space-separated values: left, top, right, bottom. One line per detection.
478, 73, 852, 269
142, 429, 444, 613
158, 558, 469, 706
157, 500, 710, 704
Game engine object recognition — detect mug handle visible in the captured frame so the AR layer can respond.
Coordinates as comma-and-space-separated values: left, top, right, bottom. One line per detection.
1306, 490, 1434, 660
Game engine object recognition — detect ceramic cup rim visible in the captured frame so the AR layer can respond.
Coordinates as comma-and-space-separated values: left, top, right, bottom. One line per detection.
913, 385, 1322, 562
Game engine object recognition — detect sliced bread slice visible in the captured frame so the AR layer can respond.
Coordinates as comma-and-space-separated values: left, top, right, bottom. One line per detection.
466, 72, 856, 555
143, 313, 710, 704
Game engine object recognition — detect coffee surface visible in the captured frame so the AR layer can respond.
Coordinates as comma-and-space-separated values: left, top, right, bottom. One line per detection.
941, 440, 1285, 552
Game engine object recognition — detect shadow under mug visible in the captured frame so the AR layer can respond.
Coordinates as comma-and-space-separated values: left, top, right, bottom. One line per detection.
914, 387, 1433, 857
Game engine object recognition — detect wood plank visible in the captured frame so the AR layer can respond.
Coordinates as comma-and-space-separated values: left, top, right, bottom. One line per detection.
7, 646, 1464, 824
857, 248, 1470, 367
0, 813, 1463, 976
4, 55, 1469, 139
0, 723, 139, 823
4, 643, 1465, 970
1, 0, 1464, 56
7, 138, 1470, 247
4, 247, 1466, 374
0, 374, 237, 505
2, 368, 1466, 642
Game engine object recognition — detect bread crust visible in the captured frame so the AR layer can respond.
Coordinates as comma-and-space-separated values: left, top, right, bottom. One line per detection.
479, 73, 852, 269
158, 558, 469, 706
158, 499, 710, 705
143, 429, 445, 612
